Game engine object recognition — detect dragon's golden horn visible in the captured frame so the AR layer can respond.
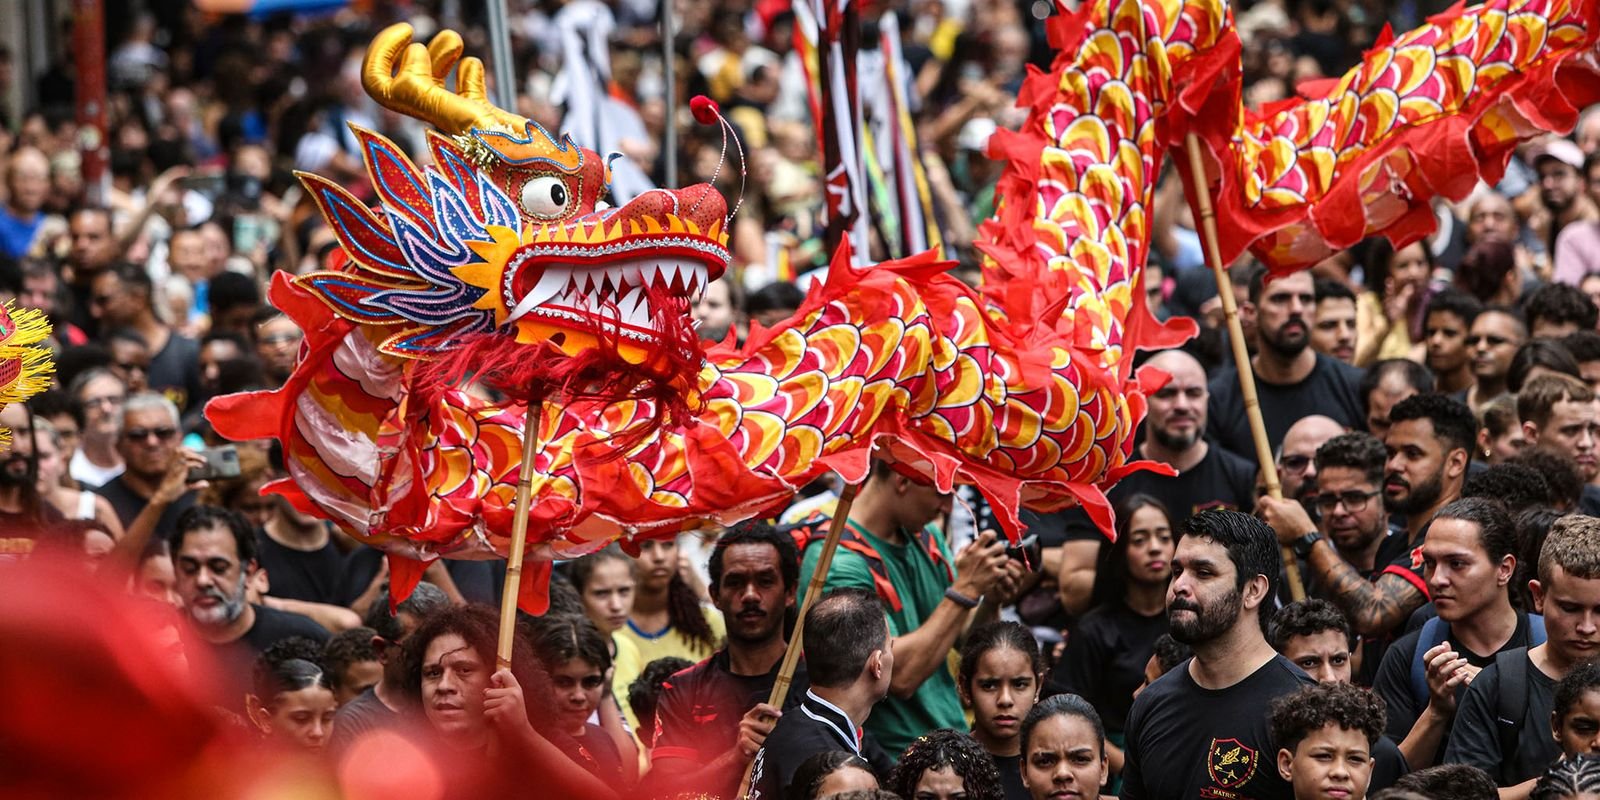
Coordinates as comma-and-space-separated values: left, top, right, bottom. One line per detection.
362, 23, 523, 137
457, 57, 491, 106
426, 29, 463, 84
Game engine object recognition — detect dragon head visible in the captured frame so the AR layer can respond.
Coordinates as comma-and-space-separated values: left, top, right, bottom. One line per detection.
357, 24, 730, 370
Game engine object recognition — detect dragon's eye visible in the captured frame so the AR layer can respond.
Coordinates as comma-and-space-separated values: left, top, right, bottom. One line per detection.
521, 176, 571, 218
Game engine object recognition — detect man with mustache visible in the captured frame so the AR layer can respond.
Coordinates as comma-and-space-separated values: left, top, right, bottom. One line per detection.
1371, 499, 1540, 770
1209, 270, 1366, 461
1122, 510, 1315, 800
173, 505, 329, 702
649, 523, 809, 799
1445, 515, 1600, 796
1107, 349, 1256, 519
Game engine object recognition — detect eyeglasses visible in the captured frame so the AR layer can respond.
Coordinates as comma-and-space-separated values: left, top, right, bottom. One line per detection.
1280, 454, 1313, 471
1313, 489, 1382, 513
259, 332, 303, 346
123, 427, 178, 443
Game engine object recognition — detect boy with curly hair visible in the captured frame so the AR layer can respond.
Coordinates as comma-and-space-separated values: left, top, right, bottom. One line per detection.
1270, 682, 1388, 800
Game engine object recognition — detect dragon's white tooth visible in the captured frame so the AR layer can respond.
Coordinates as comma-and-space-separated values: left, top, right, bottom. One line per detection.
506, 268, 570, 323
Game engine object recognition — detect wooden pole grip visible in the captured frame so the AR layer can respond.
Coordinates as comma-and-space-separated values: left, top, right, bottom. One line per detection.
1183, 133, 1306, 602
498, 402, 545, 670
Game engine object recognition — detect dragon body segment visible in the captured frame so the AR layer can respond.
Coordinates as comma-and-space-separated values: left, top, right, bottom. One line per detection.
210, 1, 1600, 597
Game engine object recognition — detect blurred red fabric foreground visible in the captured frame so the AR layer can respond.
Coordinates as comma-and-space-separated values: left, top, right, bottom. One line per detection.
0, 556, 509, 800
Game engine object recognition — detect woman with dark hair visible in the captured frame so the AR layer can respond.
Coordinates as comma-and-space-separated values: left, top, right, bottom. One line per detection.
1507, 339, 1583, 394
620, 536, 724, 665
1049, 493, 1172, 782
567, 546, 644, 725
245, 637, 337, 752
1018, 694, 1108, 800
1357, 239, 1436, 366
958, 621, 1046, 800
887, 729, 1004, 800
526, 614, 637, 784
787, 751, 880, 800
1477, 395, 1527, 464
398, 604, 617, 798
1456, 239, 1521, 306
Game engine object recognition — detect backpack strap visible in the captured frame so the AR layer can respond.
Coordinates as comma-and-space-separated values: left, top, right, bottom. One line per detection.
784, 517, 907, 612
1409, 616, 1451, 710
1492, 647, 1529, 785
911, 525, 956, 584
1529, 613, 1547, 646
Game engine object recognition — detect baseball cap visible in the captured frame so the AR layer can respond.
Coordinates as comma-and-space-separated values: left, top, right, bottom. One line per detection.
1531, 137, 1584, 170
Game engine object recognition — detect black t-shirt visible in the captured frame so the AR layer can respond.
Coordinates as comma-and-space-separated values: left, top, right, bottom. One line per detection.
1371, 735, 1409, 794
93, 476, 196, 537
185, 604, 331, 709
329, 685, 403, 755
1050, 599, 1168, 733
569, 723, 625, 782
1580, 484, 1600, 517
1207, 353, 1366, 460
1442, 648, 1560, 786
1371, 612, 1538, 750
991, 752, 1028, 800
148, 331, 202, 413
1122, 654, 1314, 800
341, 545, 505, 607
255, 528, 348, 605
652, 648, 810, 798
1108, 444, 1258, 524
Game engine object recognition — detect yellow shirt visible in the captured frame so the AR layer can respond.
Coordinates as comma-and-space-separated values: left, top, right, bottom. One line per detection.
611, 631, 644, 730
617, 605, 727, 669
1356, 290, 1413, 365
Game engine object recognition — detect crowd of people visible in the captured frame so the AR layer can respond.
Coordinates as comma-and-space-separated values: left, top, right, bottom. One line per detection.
7, 1, 1600, 799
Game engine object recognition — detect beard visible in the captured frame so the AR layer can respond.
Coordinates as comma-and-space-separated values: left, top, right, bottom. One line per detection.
1168, 587, 1243, 645
1152, 422, 1202, 452
187, 574, 248, 627
1262, 319, 1311, 358
1387, 470, 1445, 515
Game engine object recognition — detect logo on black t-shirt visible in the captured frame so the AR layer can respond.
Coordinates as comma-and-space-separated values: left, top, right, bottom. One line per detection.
1206, 737, 1260, 790
1410, 545, 1425, 571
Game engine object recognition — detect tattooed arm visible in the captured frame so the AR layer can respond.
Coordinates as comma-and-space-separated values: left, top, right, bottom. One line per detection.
1303, 542, 1427, 637
1257, 496, 1426, 637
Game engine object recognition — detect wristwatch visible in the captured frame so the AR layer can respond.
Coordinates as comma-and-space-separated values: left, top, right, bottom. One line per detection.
1292, 531, 1323, 560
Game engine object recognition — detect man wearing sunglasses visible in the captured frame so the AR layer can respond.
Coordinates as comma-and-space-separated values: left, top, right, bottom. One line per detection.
92, 393, 203, 537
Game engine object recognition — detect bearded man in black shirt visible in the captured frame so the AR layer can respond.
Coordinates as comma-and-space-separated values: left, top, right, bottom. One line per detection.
1109, 349, 1256, 521
1209, 270, 1366, 459
1122, 509, 1314, 800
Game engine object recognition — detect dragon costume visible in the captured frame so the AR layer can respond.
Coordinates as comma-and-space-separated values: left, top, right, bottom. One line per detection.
0, 303, 52, 449
208, 0, 1600, 609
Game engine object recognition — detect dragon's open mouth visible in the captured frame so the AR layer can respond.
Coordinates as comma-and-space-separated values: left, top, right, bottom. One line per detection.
505, 256, 714, 341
